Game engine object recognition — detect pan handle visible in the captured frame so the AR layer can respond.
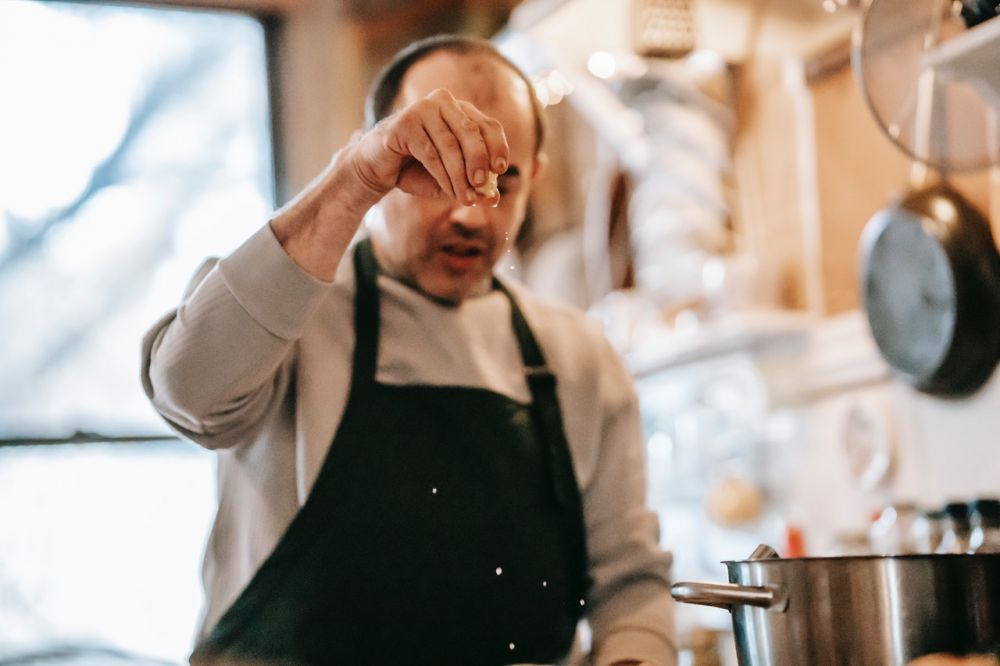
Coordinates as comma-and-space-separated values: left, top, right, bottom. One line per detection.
671, 581, 788, 612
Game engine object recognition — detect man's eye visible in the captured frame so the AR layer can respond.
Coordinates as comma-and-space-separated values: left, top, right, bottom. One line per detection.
498, 178, 519, 195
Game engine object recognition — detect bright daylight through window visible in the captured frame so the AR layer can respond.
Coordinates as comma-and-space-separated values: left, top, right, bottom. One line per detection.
0, 1, 275, 662
0, 0, 275, 440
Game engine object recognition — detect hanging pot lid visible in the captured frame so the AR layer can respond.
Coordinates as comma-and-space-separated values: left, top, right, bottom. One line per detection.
854, 0, 1000, 172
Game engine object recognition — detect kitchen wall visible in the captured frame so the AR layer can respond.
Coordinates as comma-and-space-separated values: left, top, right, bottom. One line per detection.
517, 0, 1000, 587
515, 0, 1000, 313
735, 37, 1000, 316
788, 310, 1000, 554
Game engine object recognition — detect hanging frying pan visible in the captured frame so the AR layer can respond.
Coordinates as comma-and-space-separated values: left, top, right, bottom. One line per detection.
859, 181, 1000, 396
855, 0, 1000, 396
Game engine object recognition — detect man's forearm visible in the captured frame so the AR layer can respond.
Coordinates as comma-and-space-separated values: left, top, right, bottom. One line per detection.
270, 142, 383, 282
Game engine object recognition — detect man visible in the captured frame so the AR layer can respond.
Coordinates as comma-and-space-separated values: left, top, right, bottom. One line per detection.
142, 34, 674, 666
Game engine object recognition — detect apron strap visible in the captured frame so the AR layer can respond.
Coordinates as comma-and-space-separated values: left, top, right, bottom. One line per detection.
351, 238, 381, 397
493, 278, 580, 509
492, 277, 593, 609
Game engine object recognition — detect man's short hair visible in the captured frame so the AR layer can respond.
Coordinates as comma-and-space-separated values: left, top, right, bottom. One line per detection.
365, 34, 546, 155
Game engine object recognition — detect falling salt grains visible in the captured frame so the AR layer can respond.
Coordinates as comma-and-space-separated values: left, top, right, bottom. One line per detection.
542, 580, 548, 587
509, 643, 515, 651
496, 566, 503, 576
579, 599, 586, 607
431, 487, 438, 495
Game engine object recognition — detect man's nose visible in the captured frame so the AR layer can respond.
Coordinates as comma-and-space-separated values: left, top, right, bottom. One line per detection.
448, 199, 489, 229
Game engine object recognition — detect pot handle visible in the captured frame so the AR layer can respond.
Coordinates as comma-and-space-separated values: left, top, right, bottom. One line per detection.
671, 581, 788, 612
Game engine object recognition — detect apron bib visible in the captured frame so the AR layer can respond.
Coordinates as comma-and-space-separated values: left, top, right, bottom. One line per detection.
191, 239, 589, 665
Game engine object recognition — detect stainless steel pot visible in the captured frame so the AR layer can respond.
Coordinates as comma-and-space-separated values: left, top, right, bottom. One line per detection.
672, 546, 1000, 665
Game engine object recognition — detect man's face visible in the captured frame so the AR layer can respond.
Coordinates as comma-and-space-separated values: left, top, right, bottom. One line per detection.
369, 51, 541, 304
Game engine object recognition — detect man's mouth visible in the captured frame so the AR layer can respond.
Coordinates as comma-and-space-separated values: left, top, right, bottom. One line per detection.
438, 241, 488, 271
442, 243, 483, 257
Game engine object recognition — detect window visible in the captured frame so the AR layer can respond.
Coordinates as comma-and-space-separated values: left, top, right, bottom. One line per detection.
0, 2, 276, 661
0, 0, 276, 439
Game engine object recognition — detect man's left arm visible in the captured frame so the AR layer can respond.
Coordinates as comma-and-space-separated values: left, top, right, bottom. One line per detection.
583, 340, 677, 666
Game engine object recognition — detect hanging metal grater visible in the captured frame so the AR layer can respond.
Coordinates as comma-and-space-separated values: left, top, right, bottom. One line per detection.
630, 0, 696, 59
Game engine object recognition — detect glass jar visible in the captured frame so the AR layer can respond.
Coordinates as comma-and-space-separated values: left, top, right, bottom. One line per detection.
868, 502, 920, 555
969, 498, 1000, 553
936, 501, 973, 554
911, 508, 946, 554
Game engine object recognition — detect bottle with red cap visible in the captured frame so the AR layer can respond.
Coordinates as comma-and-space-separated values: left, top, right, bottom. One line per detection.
784, 523, 806, 558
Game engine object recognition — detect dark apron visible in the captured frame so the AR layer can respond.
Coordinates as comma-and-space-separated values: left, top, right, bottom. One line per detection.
191, 239, 590, 666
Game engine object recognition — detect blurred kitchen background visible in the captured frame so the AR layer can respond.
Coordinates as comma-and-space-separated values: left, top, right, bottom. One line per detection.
2, 0, 999, 663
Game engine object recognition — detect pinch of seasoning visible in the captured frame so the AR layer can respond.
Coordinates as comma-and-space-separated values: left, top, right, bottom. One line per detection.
474, 171, 499, 198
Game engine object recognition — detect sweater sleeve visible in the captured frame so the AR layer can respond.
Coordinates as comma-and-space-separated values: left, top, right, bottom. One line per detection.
140, 222, 333, 449
584, 335, 677, 666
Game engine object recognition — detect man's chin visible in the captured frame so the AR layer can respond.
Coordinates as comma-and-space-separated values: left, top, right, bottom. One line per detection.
416, 271, 492, 305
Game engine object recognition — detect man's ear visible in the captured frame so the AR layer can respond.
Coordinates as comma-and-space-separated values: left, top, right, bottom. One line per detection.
531, 152, 549, 182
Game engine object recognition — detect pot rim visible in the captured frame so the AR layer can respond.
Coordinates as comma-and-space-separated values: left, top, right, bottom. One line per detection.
723, 552, 1000, 564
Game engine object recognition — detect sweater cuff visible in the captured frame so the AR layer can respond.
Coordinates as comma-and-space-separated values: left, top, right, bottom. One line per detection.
217, 222, 333, 341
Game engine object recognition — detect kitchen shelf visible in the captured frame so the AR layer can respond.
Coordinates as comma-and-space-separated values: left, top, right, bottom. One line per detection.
626, 308, 812, 379
923, 16, 1000, 110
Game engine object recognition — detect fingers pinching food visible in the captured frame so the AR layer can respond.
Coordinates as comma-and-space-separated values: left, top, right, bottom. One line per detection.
347, 87, 511, 206
474, 171, 499, 199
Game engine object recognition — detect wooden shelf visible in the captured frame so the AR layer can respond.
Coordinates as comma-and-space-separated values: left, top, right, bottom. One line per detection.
626, 309, 812, 379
